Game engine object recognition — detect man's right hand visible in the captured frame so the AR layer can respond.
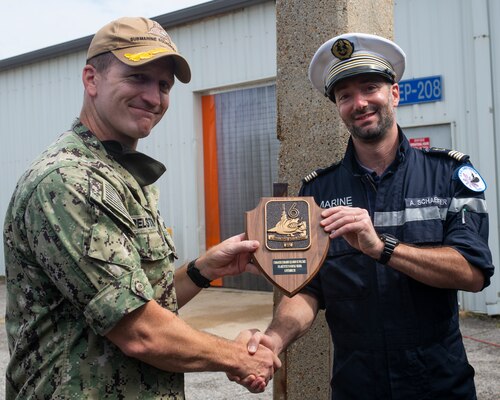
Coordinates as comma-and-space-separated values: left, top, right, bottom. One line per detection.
227, 329, 281, 393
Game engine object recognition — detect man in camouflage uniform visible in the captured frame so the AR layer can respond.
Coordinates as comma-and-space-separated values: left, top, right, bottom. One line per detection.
3, 17, 279, 399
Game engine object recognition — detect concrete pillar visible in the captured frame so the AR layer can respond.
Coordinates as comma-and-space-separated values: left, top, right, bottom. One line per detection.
274, 0, 393, 398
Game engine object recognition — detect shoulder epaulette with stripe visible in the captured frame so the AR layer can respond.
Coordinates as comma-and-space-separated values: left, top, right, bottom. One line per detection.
302, 161, 341, 183
421, 147, 470, 163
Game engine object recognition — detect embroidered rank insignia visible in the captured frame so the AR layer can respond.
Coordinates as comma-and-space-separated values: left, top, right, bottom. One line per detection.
424, 147, 470, 163
303, 170, 318, 183
124, 48, 169, 62
447, 150, 468, 162
455, 165, 487, 192
302, 162, 341, 184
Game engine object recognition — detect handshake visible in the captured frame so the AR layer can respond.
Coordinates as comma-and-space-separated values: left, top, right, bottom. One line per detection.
226, 329, 282, 394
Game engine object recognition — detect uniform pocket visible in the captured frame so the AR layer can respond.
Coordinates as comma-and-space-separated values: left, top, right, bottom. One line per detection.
132, 230, 171, 261
87, 222, 137, 269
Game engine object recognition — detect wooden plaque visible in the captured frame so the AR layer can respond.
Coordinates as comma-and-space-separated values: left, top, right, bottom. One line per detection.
245, 197, 330, 297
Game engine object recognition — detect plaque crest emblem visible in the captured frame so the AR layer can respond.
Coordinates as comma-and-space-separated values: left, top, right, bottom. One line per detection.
265, 200, 310, 251
246, 197, 330, 296
331, 38, 354, 60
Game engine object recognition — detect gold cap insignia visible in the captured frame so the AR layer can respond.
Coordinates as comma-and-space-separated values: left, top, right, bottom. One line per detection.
124, 48, 170, 62
331, 38, 354, 60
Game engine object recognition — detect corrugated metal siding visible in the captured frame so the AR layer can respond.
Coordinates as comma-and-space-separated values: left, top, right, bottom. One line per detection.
178, 2, 276, 91
0, 1, 276, 274
484, 0, 500, 315
0, 51, 86, 268
1, 52, 85, 182
395, 0, 500, 314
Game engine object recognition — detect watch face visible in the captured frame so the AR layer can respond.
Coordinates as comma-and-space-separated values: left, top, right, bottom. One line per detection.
457, 165, 486, 192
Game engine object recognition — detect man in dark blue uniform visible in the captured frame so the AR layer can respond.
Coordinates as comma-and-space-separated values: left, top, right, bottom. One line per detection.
236, 33, 494, 399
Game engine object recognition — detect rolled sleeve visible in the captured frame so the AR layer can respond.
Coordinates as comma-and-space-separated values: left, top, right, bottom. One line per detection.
84, 268, 154, 335
445, 195, 494, 287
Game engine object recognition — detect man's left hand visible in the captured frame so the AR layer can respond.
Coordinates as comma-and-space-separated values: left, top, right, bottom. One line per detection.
195, 233, 261, 281
320, 206, 383, 259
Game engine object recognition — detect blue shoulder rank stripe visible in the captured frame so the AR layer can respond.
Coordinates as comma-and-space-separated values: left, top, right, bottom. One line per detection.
302, 162, 340, 183
421, 147, 470, 163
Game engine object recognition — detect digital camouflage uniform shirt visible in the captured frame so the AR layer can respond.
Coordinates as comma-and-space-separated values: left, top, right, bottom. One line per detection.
4, 119, 184, 399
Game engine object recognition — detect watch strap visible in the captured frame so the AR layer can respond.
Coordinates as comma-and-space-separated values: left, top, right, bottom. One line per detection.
378, 234, 400, 264
186, 259, 212, 288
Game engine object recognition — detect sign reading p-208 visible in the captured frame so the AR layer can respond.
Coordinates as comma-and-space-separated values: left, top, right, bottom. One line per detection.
399, 75, 442, 106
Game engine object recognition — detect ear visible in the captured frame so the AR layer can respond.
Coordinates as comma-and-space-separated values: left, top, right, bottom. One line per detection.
391, 83, 400, 107
82, 65, 98, 97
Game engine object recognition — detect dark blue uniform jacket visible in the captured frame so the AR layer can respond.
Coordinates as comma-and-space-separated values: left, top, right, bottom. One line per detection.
300, 127, 494, 400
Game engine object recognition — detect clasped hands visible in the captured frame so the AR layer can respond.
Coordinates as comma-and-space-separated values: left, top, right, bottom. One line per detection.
227, 329, 280, 393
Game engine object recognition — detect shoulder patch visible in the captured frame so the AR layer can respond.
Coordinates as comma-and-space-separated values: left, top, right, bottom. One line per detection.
89, 177, 135, 228
422, 147, 470, 163
454, 165, 487, 192
302, 162, 340, 183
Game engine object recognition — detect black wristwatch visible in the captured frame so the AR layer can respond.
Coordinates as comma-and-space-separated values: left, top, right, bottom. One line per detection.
186, 259, 212, 288
378, 233, 400, 264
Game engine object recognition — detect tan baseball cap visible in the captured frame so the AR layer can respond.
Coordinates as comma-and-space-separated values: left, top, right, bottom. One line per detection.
87, 17, 191, 83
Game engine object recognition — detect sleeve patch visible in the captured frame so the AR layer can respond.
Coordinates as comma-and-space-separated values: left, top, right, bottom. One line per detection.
454, 165, 487, 192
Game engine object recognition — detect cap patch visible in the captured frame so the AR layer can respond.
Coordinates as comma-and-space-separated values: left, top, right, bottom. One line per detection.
331, 39, 354, 60
455, 165, 487, 192
141, 21, 176, 50
149, 21, 169, 38
124, 48, 170, 62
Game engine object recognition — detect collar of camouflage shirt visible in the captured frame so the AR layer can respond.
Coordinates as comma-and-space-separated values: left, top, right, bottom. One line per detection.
102, 140, 166, 186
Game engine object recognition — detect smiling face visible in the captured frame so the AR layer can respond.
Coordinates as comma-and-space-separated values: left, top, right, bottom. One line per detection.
82, 55, 175, 148
333, 74, 400, 143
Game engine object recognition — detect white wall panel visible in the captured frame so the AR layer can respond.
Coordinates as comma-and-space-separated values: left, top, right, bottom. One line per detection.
484, 0, 500, 315
0, 51, 86, 275
176, 1, 276, 91
395, 0, 500, 314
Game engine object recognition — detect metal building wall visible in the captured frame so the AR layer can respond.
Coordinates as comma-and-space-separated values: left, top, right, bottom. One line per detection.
488, 0, 500, 316
0, 0, 277, 274
1, 52, 85, 195
0, 52, 87, 276
395, 0, 500, 314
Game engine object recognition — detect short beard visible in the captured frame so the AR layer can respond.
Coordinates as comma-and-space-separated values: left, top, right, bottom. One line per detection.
349, 111, 394, 142
346, 97, 395, 143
